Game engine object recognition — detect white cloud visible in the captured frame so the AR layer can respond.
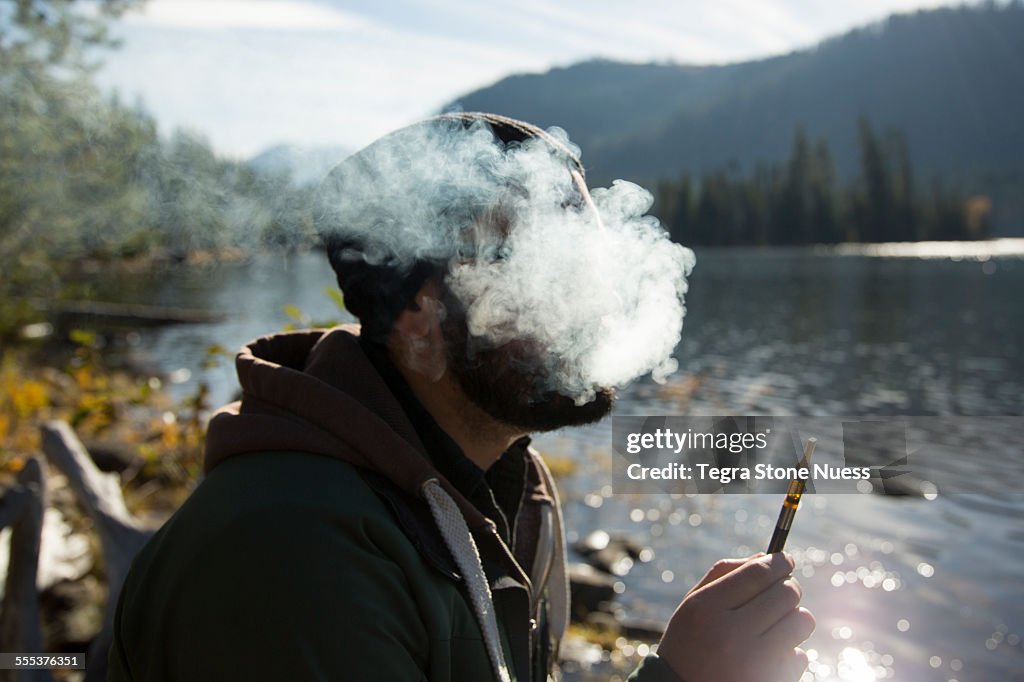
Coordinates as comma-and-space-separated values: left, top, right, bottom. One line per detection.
125, 0, 368, 31
99, 3, 549, 156
97, 0, 977, 157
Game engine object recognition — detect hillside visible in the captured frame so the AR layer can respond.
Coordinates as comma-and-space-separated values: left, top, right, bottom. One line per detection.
248, 144, 351, 187
446, 4, 1024, 232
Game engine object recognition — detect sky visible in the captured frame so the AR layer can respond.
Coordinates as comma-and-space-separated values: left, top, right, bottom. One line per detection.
96, 0, 964, 159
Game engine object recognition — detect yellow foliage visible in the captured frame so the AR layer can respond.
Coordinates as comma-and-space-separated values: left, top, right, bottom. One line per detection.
160, 421, 180, 448
74, 393, 115, 431
1, 346, 207, 519
71, 366, 91, 389
543, 454, 578, 479
10, 379, 50, 417
70, 365, 109, 392
11, 429, 40, 453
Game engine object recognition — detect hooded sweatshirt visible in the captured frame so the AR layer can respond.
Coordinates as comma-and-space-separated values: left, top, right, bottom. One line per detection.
107, 326, 680, 681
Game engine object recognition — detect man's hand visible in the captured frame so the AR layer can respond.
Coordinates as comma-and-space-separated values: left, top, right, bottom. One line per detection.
657, 552, 815, 682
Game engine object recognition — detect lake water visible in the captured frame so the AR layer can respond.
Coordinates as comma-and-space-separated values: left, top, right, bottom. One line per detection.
103, 244, 1024, 681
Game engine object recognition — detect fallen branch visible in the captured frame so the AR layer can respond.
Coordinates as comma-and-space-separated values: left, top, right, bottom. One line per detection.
40, 422, 154, 682
50, 300, 224, 328
0, 487, 30, 533
0, 458, 54, 682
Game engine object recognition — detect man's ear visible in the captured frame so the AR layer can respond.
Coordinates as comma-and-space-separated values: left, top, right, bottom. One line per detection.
393, 279, 444, 340
389, 279, 449, 382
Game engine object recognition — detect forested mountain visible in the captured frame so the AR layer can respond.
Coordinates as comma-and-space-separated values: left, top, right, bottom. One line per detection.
447, 3, 1024, 232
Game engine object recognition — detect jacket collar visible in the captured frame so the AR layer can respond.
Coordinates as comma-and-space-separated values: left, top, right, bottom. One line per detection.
204, 326, 552, 562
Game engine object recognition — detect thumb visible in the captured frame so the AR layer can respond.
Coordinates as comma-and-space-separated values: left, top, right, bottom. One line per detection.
690, 553, 765, 594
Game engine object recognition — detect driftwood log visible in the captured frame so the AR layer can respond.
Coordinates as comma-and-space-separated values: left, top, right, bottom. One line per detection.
39, 422, 154, 682
51, 301, 224, 329
0, 458, 55, 682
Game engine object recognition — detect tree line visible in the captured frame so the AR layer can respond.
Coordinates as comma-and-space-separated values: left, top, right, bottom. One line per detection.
0, 1, 316, 258
654, 120, 991, 247
0, 0, 314, 335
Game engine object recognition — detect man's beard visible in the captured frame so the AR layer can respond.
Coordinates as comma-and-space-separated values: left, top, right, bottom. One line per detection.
440, 291, 614, 433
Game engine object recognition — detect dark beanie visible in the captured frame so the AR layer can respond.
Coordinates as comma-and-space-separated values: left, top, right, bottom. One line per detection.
316, 112, 583, 342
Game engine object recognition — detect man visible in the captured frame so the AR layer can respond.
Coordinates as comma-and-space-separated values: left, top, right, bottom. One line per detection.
108, 113, 813, 681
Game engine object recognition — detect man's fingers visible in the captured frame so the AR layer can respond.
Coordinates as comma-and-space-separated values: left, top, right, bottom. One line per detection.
736, 577, 803, 635
779, 648, 809, 682
701, 552, 795, 608
762, 607, 816, 651
689, 553, 764, 594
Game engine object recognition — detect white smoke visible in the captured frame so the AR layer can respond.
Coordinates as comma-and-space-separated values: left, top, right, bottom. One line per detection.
318, 117, 696, 403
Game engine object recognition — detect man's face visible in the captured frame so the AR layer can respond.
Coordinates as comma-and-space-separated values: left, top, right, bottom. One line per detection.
439, 287, 614, 433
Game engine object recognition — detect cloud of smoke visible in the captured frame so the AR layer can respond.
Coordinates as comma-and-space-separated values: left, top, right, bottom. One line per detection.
318, 116, 696, 403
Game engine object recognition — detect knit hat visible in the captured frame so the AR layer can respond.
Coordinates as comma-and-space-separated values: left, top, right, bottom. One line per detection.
315, 112, 583, 342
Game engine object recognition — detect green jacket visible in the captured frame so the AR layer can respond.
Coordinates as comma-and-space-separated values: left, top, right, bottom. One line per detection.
108, 328, 681, 681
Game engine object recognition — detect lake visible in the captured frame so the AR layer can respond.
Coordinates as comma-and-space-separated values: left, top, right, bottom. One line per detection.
101, 243, 1024, 681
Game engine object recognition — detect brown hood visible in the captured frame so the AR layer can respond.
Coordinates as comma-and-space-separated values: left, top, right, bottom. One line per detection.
204, 325, 494, 532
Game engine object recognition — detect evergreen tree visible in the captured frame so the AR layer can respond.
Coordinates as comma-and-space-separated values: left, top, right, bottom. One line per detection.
885, 129, 916, 241
808, 139, 839, 244
652, 120, 977, 247
855, 117, 891, 242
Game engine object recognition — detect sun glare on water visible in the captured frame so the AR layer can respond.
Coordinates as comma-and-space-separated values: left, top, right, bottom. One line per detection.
803, 646, 884, 682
